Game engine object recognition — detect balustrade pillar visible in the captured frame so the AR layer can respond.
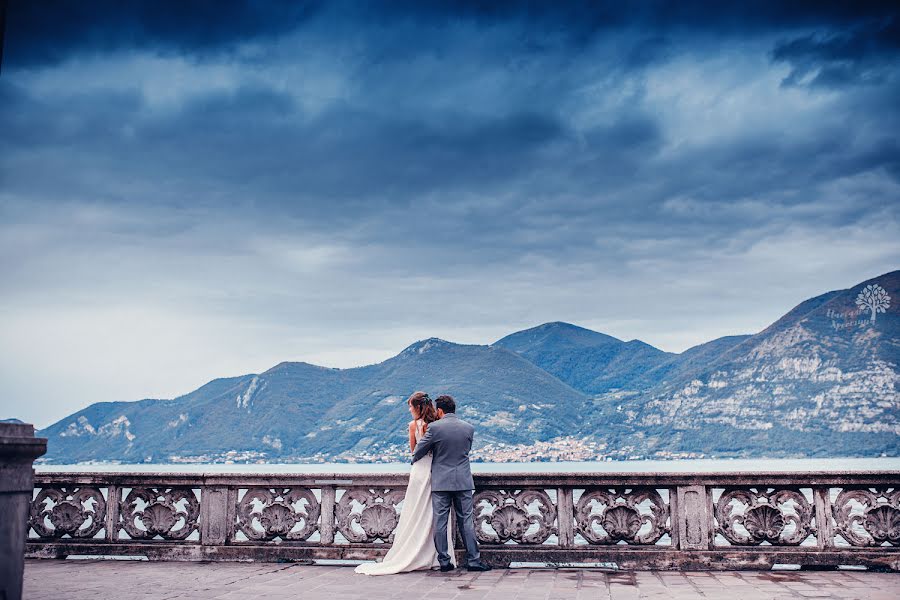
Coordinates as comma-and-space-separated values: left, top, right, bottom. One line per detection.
556, 487, 574, 547
319, 486, 336, 544
813, 487, 834, 549
200, 486, 232, 546
0, 422, 47, 600
675, 484, 712, 550
104, 484, 119, 542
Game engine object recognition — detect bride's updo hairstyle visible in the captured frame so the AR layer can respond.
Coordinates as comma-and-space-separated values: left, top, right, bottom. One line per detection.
407, 391, 438, 424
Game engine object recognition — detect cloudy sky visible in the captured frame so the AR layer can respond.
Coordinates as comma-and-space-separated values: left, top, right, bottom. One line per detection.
2, 1, 899, 428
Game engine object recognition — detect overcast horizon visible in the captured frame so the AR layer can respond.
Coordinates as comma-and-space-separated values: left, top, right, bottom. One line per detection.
3, 270, 896, 430
1, 268, 896, 429
2, 1, 899, 429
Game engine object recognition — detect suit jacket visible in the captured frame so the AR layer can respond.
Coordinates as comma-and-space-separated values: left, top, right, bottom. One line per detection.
411, 413, 475, 492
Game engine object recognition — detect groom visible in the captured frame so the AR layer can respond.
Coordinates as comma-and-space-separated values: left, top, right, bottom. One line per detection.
412, 395, 491, 572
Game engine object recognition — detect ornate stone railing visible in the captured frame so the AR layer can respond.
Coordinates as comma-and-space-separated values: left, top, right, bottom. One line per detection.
25, 470, 900, 571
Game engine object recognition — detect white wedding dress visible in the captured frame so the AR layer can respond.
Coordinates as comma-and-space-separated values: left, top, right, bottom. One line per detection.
355, 419, 444, 575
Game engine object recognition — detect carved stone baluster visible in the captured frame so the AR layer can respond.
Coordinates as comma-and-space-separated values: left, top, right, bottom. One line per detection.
814, 487, 834, 549
832, 487, 900, 547
226, 487, 237, 544
235, 488, 320, 542
575, 487, 668, 546
120, 487, 200, 540
319, 486, 336, 545
335, 487, 404, 543
556, 487, 574, 547
715, 487, 815, 546
668, 487, 680, 549
30, 487, 107, 539
201, 486, 230, 546
474, 489, 557, 545
676, 485, 710, 550
104, 485, 119, 542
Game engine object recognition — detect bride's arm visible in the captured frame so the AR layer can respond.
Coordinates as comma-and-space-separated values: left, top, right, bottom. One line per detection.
408, 421, 417, 453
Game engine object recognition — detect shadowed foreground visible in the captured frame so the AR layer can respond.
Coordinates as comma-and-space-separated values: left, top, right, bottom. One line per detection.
23, 559, 900, 599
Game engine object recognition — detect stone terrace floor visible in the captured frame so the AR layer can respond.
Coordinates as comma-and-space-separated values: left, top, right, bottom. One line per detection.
23, 559, 900, 600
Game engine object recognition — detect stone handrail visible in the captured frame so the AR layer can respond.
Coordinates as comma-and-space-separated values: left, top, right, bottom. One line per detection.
25, 470, 900, 571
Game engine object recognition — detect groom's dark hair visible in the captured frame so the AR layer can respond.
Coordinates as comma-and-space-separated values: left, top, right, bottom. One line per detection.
435, 395, 456, 413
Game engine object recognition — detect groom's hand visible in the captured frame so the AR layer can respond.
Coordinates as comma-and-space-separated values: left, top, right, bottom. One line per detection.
411, 426, 435, 464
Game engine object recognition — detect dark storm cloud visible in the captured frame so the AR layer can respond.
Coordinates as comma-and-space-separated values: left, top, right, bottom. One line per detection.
4, 0, 322, 68
0, 79, 575, 214
6, 1, 899, 69
772, 16, 900, 87
2, 1, 900, 427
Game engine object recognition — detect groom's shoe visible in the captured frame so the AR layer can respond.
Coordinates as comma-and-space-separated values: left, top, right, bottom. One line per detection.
466, 563, 492, 572
439, 563, 455, 572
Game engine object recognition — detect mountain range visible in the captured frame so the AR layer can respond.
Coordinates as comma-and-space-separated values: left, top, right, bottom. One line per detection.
30, 270, 900, 462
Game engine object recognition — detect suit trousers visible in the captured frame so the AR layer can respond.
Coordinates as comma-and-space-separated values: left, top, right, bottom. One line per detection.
431, 490, 482, 567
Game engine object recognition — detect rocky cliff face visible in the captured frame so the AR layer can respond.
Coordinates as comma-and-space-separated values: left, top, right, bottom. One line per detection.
643, 271, 898, 433
589, 270, 899, 457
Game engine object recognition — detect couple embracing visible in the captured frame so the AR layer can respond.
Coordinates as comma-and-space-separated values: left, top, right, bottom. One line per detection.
355, 392, 492, 575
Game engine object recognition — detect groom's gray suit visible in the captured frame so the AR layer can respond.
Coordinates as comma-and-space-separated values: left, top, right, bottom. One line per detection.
411, 412, 484, 568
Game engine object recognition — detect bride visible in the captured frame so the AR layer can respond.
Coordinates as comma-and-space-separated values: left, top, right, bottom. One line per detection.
355, 391, 446, 575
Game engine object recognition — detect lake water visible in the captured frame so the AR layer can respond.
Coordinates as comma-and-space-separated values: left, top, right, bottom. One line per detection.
35, 457, 900, 473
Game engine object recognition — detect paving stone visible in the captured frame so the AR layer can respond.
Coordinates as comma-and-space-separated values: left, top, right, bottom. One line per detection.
21, 559, 900, 599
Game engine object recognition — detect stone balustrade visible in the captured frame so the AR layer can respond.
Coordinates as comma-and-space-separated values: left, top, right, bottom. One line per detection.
24, 470, 900, 571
